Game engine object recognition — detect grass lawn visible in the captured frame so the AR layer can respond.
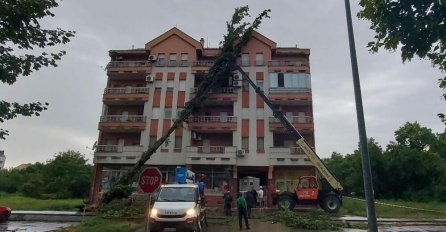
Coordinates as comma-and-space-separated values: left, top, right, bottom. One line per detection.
341, 196, 446, 219
0, 193, 84, 211
58, 218, 144, 232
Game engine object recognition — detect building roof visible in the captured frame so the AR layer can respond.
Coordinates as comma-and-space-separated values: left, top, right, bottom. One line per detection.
145, 27, 203, 50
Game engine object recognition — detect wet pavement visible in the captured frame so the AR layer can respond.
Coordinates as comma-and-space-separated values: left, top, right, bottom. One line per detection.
0, 221, 76, 232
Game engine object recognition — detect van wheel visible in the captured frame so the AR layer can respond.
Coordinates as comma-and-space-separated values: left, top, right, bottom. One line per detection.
322, 195, 341, 213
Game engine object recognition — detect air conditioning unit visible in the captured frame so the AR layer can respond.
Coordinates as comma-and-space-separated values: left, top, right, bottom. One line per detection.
146, 75, 154, 82
237, 149, 246, 157
148, 54, 157, 61
233, 74, 242, 81
232, 80, 243, 87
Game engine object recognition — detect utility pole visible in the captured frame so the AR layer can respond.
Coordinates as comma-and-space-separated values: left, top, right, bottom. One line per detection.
343, 0, 378, 231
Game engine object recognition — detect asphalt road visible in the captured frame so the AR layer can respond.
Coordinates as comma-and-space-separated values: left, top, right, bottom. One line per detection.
0, 221, 76, 232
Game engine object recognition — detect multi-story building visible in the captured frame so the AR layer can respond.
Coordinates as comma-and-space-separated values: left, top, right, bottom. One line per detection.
90, 27, 316, 206
0, 150, 5, 170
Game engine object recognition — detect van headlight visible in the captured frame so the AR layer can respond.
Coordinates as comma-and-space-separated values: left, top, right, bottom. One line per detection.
150, 208, 158, 217
186, 208, 195, 216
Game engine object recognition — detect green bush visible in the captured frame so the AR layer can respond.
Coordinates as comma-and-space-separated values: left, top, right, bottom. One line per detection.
264, 210, 343, 230
102, 184, 133, 203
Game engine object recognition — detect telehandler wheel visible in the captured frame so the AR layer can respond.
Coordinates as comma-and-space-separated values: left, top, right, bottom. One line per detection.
322, 195, 341, 213
277, 194, 295, 211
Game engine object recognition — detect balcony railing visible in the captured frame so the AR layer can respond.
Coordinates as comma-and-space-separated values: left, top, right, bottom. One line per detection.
100, 115, 146, 122
192, 61, 215, 67
104, 87, 149, 94
269, 116, 312, 124
197, 146, 225, 154
268, 60, 308, 67
269, 87, 311, 93
190, 116, 237, 123
95, 145, 123, 153
107, 61, 152, 68
190, 87, 235, 94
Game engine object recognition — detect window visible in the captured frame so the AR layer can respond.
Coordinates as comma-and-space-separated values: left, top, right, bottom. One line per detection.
149, 136, 157, 147
193, 166, 231, 194
157, 53, 165, 66
174, 136, 182, 151
179, 80, 186, 91
152, 108, 160, 119
242, 53, 249, 66
256, 81, 264, 91
176, 108, 184, 118
257, 137, 264, 151
269, 73, 278, 88
278, 73, 284, 87
180, 53, 188, 66
169, 53, 177, 66
164, 108, 172, 119
242, 137, 249, 152
242, 80, 250, 91
255, 53, 264, 65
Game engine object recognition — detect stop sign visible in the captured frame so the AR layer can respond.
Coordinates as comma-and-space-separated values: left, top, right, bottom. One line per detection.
138, 167, 162, 193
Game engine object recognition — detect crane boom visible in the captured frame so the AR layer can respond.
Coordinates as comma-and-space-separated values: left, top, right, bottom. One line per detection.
234, 65, 343, 191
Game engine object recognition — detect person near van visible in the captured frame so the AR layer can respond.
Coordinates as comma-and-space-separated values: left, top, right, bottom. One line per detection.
249, 187, 258, 207
245, 191, 255, 218
236, 192, 250, 230
223, 189, 232, 217
257, 186, 264, 208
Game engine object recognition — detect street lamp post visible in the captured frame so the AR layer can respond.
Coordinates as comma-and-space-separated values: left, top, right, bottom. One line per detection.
343, 0, 378, 231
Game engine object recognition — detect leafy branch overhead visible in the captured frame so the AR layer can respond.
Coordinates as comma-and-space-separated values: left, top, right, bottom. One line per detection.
0, 0, 75, 139
111, 6, 270, 193
358, 0, 446, 103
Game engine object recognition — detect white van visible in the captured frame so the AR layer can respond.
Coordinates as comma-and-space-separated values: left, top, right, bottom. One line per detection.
149, 184, 206, 232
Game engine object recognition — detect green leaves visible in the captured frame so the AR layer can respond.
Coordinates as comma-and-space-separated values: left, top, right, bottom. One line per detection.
0, 0, 75, 139
0, 150, 92, 198
325, 121, 446, 201
358, 0, 446, 124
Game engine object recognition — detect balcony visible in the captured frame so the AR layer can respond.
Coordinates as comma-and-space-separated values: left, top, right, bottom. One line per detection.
188, 116, 237, 133
191, 60, 214, 74
269, 116, 313, 134
190, 87, 237, 105
103, 87, 149, 105
186, 146, 237, 165
269, 147, 313, 166
268, 60, 309, 73
98, 115, 146, 132
269, 88, 312, 105
94, 145, 144, 164
106, 61, 152, 74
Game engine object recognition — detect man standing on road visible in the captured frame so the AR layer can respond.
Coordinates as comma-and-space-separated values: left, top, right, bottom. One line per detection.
223, 188, 232, 217
245, 191, 255, 218
257, 186, 264, 208
236, 192, 250, 230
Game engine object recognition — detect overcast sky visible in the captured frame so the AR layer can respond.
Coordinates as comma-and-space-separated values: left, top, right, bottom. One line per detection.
1, 0, 444, 168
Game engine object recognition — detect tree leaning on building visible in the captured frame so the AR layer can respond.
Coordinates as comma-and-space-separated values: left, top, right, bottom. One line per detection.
102, 6, 271, 202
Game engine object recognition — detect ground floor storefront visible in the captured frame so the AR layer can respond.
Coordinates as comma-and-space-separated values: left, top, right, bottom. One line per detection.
89, 164, 316, 207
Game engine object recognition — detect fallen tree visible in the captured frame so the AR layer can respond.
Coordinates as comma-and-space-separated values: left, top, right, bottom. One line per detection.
103, 6, 270, 203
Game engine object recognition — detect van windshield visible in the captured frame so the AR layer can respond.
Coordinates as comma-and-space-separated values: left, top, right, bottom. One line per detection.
157, 187, 196, 202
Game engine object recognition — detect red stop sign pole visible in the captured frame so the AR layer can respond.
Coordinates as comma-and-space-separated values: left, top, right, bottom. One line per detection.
140, 167, 162, 232
139, 167, 162, 193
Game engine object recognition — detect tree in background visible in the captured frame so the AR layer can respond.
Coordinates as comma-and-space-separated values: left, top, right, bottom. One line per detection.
325, 122, 446, 202
0, 0, 75, 139
358, 0, 446, 124
0, 150, 91, 199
